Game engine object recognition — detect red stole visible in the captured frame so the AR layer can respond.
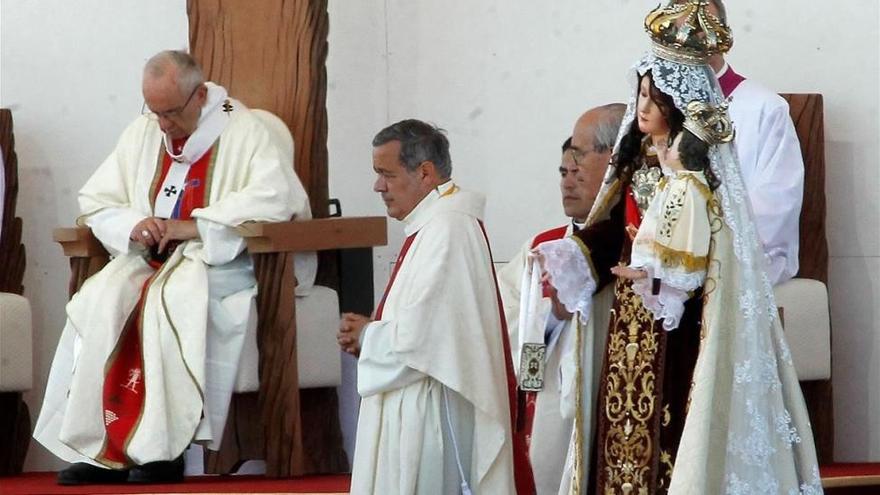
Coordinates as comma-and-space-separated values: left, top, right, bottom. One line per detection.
478, 221, 537, 495
718, 64, 746, 98
97, 139, 213, 467
373, 233, 417, 320
372, 222, 536, 494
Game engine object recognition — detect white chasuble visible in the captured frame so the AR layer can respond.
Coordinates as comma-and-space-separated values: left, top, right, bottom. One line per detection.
34, 88, 307, 466
352, 182, 516, 494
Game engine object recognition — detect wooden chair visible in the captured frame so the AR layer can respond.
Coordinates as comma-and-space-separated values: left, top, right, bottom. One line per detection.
777, 94, 833, 463
0, 109, 32, 476
55, 216, 386, 477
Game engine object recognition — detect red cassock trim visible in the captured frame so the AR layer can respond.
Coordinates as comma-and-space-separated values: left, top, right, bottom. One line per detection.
718, 65, 746, 98
530, 225, 569, 250
531, 225, 569, 299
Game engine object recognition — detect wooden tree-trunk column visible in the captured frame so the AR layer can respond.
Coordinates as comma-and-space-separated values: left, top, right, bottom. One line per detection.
0, 109, 29, 476
252, 251, 304, 476
187, 0, 329, 219
187, 0, 344, 477
0, 110, 25, 295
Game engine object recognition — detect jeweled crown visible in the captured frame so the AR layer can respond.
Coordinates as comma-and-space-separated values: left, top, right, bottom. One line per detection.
683, 100, 734, 144
645, 0, 733, 65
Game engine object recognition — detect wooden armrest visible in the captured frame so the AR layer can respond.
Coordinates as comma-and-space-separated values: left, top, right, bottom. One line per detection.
54, 216, 388, 258
236, 216, 388, 253
53, 227, 108, 258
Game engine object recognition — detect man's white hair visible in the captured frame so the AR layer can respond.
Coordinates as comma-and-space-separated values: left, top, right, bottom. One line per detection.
143, 50, 205, 96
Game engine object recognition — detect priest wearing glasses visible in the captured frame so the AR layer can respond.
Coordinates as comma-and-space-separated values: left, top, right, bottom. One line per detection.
34, 49, 310, 485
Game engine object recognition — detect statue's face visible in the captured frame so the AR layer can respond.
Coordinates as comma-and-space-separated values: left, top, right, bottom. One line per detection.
637, 75, 671, 137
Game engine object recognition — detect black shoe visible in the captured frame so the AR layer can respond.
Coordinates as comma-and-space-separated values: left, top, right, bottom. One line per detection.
57, 463, 129, 485
127, 455, 185, 484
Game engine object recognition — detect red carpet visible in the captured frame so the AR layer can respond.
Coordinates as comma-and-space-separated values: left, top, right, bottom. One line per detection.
821, 464, 880, 494
3, 466, 879, 494
0, 473, 350, 495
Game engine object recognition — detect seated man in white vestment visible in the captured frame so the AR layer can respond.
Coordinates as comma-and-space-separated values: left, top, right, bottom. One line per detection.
33, 50, 309, 485
497, 104, 624, 495
336, 119, 535, 494
702, 0, 805, 285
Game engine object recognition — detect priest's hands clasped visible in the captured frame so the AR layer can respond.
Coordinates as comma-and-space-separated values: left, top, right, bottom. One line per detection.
130, 216, 199, 253
337, 312, 372, 357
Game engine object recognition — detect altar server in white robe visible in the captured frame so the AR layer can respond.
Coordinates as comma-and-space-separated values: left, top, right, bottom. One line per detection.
702, 0, 805, 285
34, 50, 308, 485
497, 104, 624, 494
337, 119, 535, 494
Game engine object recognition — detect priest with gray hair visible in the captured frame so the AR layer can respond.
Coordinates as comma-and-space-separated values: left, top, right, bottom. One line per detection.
34, 49, 311, 485
338, 119, 535, 494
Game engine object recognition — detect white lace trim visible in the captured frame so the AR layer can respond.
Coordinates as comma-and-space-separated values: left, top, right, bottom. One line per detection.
536, 238, 595, 324
601, 52, 822, 493
630, 265, 691, 331
630, 251, 706, 293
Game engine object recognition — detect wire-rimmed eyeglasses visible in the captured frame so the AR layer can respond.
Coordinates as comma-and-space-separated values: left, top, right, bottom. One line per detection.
141, 85, 200, 121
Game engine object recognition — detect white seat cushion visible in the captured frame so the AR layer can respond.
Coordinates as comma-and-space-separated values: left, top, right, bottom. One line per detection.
234, 285, 341, 392
0, 292, 32, 392
774, 278, 831, 381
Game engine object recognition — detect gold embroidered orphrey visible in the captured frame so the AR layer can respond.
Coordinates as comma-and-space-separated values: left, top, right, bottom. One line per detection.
600, 278, 662, 495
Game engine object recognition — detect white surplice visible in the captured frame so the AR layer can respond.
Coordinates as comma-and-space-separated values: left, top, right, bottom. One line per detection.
352, 181, 516, 494
34, 88, 307, 466
722, 64, 805, 285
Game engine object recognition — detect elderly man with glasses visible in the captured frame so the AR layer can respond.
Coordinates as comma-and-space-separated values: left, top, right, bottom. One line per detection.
34, 49, 310, 485
496, 103, 625, 494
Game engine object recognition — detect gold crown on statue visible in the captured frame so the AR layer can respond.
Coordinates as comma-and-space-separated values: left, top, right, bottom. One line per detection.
683, 100, 734, 144
645, 0, 733, 64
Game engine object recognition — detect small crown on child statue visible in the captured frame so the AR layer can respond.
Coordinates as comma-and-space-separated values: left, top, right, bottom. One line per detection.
683, 100, 735, 145
645, 0, 733, 65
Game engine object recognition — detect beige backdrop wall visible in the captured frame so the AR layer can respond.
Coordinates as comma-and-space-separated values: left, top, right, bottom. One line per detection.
1, 0, 877, 471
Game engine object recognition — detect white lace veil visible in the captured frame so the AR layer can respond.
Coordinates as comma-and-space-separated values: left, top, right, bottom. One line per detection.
586, 53, 823, 494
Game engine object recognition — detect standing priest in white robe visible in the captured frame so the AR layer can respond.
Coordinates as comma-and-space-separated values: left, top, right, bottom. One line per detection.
34, 50, 309, 485
703, 0, 805, 285
336, 119, 535, 494
497, 104, 624, 495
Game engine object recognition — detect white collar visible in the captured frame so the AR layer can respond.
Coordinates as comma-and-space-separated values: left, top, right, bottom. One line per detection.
163, 82, 230, 165
402, 180, 457, 236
